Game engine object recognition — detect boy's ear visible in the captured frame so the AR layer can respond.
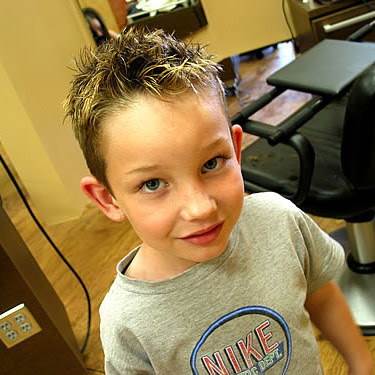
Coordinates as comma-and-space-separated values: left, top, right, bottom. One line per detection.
80, 176, 126, 222
231, 124, 243, 164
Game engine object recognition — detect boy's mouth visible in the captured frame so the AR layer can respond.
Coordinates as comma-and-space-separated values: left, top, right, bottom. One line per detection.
180, 223, 224, 245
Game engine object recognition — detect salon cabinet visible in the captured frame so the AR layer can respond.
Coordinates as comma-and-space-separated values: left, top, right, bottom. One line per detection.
287, 0, 375, 52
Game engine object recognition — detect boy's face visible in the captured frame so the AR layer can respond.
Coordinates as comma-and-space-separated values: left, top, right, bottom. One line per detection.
85, 90, 244, 275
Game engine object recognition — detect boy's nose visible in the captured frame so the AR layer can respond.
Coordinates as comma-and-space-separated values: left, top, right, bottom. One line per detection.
180, 186, 217, 221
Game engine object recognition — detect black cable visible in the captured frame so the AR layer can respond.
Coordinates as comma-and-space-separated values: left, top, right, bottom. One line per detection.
282, 0, 297, 45
0, 153, 91, 354
282, 0, 300, 53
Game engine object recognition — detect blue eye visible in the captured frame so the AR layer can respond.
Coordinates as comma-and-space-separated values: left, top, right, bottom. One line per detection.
203, 158, 218, 171
202, 154, 230, 173
145, 179, 160, 190
141, 179, 166, 193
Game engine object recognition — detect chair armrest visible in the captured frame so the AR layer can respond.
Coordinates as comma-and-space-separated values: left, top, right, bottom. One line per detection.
231, 87, 285, 126
268, 96, 330, 145
232, 87, 331, 144
240, 120, 276, 138
241, 119, 315, 205
283, 133, 315, 205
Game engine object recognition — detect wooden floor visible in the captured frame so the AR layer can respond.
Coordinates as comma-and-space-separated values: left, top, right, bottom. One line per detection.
1, 41, 374, 374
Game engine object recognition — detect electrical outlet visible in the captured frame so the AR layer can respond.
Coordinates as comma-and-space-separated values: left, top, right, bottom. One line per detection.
0, 304, 42, 348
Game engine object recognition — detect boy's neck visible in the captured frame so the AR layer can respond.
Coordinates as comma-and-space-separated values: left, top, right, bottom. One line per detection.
125, 244, 197, 281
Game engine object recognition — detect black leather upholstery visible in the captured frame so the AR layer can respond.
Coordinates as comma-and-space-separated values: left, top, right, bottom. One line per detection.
342, 66, 375, 189
267, 39, 375, 96
240, 64, 375, 220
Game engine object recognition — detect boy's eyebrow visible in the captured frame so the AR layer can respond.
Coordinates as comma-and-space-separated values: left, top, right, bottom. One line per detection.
126, 136, 230, 176
202, 136, 232, 153
207, 137, 228, 147
126, 165, 161, 176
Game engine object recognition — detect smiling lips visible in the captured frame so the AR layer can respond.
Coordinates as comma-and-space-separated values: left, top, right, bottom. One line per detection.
180, 223, 224, 245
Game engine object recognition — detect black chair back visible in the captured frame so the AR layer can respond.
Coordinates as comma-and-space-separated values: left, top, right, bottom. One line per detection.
341, 65, 375, 190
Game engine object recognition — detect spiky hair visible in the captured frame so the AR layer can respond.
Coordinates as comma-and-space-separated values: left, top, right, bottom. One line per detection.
64, 27, 225, 192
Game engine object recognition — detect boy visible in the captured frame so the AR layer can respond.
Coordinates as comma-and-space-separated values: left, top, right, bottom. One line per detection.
64, 28, 372, 374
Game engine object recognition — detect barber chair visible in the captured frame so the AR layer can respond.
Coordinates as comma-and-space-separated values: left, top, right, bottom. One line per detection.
232, 35, 375, 335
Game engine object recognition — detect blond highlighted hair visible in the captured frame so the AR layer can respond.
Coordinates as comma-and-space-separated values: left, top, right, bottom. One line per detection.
64, 27, 225, 192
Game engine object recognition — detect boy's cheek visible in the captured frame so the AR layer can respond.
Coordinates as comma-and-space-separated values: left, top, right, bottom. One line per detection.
228, 166, 245, 193
226, 171, 245, 211
127, 209, 176, 238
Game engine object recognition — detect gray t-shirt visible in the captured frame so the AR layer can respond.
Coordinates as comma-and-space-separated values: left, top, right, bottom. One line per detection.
100, 192, 344, 374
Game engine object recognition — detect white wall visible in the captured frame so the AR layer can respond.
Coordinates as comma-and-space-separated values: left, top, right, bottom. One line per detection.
0, 0, 93, 225
194, 0, 292, 60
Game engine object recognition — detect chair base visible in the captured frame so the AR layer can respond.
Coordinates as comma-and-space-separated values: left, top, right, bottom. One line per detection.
331, 226, 375, 336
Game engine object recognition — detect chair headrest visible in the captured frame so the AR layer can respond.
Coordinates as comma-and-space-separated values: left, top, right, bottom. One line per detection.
342, 64, 375, 189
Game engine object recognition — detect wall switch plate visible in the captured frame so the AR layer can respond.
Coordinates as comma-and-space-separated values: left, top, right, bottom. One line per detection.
0, 304, 42, 348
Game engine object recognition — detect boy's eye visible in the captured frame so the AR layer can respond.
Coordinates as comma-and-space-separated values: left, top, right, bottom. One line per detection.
141, 179, 165, 193
202, 156, 228, 173
203, 158, 218, 171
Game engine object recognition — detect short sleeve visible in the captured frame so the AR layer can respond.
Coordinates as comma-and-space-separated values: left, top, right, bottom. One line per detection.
99, 287, 154, 375
102, 329, 152, 375
292, 207, 345, 295
242, 193, 345, 295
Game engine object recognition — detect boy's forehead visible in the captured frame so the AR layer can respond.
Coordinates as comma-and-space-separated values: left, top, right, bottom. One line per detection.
102, 91, 233, 171
104, 90, 230, 143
